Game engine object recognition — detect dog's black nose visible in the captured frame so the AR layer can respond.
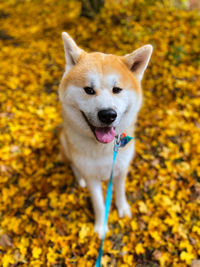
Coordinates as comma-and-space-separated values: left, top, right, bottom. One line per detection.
98, 109, 117, 124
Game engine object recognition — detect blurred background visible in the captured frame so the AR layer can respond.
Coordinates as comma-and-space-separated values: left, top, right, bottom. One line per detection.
0, 0, 200, 266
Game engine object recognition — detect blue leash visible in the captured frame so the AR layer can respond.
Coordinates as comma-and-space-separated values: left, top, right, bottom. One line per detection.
95, 134, 133, 267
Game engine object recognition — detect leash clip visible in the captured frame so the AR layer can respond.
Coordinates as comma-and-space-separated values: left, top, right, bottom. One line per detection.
114, 135, 121, 152
115, 134, 121, 145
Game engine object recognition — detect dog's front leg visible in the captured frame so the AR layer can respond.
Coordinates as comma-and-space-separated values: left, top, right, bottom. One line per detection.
71, 165, 86, 188
114, 170, 132, 218
86, 178, 107, 238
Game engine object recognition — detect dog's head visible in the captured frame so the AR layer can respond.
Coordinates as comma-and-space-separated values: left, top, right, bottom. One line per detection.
59, 32, 152, 144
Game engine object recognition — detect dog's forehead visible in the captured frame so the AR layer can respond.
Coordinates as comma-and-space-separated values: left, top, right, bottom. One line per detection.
80, 52, 122, 73
87, 72, 118, 88
79, 52, 131, 86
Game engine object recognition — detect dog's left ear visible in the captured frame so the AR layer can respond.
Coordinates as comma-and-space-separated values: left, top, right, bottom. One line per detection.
123, 45, 153, 82
62, 32, 84, 73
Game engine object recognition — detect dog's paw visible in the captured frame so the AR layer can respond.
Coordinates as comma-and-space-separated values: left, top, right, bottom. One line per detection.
117, 201, 132, 218
94, 223, 108, 238
78, 178, 86, 188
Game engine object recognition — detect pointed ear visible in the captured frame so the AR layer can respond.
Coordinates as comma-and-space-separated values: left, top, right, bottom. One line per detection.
62, 32, 84, 72
123, 45, 153, 82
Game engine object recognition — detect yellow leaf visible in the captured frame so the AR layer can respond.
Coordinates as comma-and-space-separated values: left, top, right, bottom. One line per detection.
79, 224, 90, 239
32, 247, 42, 259
130, 220, 138, 231
138, 201, 148, 213
150, 231, 161, 241
123, 254, 134, 265
180, 251, 195, 265
135, 243, 145, 255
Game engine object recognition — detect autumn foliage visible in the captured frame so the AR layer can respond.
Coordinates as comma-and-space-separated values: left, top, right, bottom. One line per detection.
0, 0, 200, 266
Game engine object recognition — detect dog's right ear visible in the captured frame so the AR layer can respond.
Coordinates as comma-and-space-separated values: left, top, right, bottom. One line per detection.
62, 32, 84, 73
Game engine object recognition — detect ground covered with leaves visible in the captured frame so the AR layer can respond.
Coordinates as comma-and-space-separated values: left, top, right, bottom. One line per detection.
0, 0, 200, 266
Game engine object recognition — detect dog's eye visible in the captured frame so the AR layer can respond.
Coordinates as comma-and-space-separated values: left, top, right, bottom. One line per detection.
83, 86, 96, 95
113, 87, 123, 94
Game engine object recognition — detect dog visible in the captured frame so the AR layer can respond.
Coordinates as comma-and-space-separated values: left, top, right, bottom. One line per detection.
58, 32, 152, 238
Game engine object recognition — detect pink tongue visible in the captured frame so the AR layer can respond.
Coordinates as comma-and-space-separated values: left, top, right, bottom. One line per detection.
95, 127, 115, 143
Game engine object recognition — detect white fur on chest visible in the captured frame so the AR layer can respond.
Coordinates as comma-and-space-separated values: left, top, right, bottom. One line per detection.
62, 125, 134, 181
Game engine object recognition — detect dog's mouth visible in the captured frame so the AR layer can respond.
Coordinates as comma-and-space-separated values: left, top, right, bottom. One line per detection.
81, 111, 115, 144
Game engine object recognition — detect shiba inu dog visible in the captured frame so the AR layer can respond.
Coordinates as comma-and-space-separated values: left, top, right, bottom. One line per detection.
59, 32, 152, 238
